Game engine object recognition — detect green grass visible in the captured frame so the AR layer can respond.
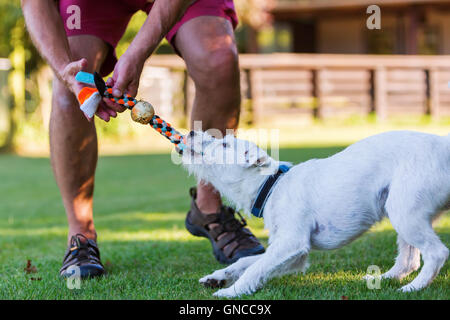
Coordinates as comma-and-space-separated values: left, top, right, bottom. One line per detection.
0, 146, 448, 300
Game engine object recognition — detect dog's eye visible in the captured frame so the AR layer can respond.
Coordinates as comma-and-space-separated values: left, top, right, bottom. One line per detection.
222, 143, 229, 148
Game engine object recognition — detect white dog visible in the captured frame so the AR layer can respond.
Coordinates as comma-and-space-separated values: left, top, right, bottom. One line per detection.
181, 130, 449, 297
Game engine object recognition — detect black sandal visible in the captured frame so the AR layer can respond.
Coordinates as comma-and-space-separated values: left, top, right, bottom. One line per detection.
60, 234, 105, 279
185, 187, 265, 264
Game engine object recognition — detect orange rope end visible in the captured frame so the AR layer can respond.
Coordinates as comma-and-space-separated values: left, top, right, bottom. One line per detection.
78, 87, 98, 104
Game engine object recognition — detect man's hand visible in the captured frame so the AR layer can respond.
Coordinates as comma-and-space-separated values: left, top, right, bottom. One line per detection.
60, 58, 127, 122
107, 49, 145, 99
22, 0, 126, 122
60, 58, 87, 98
104, 0, 192, 105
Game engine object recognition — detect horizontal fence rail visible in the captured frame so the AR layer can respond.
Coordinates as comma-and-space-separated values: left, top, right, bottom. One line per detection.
142, 54, 450, 124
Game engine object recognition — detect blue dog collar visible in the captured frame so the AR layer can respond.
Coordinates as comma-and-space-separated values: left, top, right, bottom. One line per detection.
250, 164, 290, 218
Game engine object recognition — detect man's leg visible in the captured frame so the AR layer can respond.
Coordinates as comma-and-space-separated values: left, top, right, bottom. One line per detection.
175, 16, 240, 212
51, 35, 108, 276
175, 16, 265, 264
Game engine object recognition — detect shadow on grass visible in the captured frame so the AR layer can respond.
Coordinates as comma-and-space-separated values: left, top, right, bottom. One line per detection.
0, 227, 447, 299
0, 146, 448, 299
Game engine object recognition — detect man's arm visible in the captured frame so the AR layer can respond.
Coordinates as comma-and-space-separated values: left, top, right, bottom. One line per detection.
129, 0, 193, 61
21, 0, 125, 121
109, 0, 193, 97
21, 0, 76, 88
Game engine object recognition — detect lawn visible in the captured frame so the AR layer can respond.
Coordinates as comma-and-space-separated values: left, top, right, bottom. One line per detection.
0, 146, 448, 300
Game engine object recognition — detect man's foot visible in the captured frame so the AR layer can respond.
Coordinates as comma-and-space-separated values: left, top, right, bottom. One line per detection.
60, 234, 105, 278
185, 187, 265, 264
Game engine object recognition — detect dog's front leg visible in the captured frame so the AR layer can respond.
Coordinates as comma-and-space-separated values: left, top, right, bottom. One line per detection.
199, 254, 263, 289
214, 239, 310, 298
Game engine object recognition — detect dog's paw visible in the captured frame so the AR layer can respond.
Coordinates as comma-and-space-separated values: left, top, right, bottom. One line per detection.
213, 286, 239, 298
199, 274, 227, 289
362, 274, 375, 281
380, 272, 403, 280
398, 284, 418, 293
200, 277, 227, 289
379, 272, 393, 280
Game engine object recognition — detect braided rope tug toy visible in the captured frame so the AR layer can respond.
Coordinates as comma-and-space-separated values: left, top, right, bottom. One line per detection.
76, 72, 186, 154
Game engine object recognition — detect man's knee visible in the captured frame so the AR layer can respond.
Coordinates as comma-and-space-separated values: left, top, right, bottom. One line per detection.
51, 36, 108, 113
52, 78, 78, 112
51, 78, 91, 127
191, 44, 240, 91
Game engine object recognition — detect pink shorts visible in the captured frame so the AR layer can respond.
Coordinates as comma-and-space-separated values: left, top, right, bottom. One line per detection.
59, 0, 238, 76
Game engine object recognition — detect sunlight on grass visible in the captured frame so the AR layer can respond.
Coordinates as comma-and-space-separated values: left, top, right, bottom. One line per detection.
304, 271, 364, 282
98, 214, 269, 242
96, 212, 185, 223
101, 229, 198, 242
0, 146, 448, 299
368, 213, 450, 233
100, 226, 268, 242
0, 226, 66, 237
0, 210, 268, 242
369, 219, 395, 233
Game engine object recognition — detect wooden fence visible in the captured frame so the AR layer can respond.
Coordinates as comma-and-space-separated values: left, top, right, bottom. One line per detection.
144, 54, 450, 124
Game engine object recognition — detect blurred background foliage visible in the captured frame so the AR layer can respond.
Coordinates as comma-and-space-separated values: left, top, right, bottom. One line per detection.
0, 0, 273, 153
0, 0, 448, 155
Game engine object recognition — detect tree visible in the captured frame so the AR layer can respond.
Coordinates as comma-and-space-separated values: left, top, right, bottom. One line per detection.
234, 0, 274, 53
0, 0, 43, 152
234, 0, 274, 30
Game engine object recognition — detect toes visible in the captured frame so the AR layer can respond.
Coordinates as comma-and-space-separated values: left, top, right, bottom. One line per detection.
201, 278, 227, 289
399, 284, 416, 292
363, 274, 374, 281
213, 288, 236, 298
364, 273, 384, 281
381, 271, 408, 280
199, 273, 227, 289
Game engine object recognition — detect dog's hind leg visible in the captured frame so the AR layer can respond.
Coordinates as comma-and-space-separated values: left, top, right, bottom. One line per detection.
386, 193, 449, 291
199, 254, 262, 289
381, 210, 446, 281
397, 228, 448, 292
381, 236, 420, 280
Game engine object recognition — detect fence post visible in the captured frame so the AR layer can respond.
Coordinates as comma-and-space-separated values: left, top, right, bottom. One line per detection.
242, 68, 253, 125
374, 67, 387, 120
428, 68, 440, 119
249, 68, 263, 125
312, 69, 324, 119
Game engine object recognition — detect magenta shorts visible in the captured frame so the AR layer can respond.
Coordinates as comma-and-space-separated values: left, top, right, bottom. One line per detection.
59, 0, 238, 76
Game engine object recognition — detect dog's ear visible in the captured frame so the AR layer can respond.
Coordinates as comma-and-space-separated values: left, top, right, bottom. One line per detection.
254, 154, 269, 167
243, 147, 270, 168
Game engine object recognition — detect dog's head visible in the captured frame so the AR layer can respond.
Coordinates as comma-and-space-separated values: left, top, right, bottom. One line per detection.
181, 131, 277, 186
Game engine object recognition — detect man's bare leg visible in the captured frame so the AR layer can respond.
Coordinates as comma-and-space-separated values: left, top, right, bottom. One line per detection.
175, 16, 240, 213
50, 35, 108, 243
175, 16, 264, 264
